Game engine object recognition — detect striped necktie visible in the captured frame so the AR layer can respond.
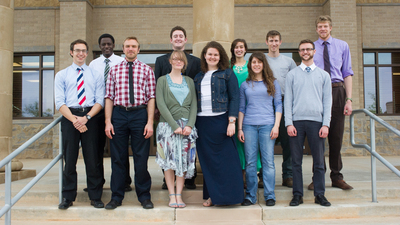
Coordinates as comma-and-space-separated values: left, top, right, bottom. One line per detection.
306, 67, 311, 73
77, 67, 86, 106
104, 58, 110, 83
323, 41, 331, 75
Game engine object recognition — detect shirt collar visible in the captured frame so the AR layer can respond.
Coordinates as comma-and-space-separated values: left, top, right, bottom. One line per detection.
72, 63, 88, 70
300, 62, 317, 72
123, 58, 138, 66
317, 36, 333, 45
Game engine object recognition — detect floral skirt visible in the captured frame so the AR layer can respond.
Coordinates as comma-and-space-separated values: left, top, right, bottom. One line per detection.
155, 119, 197, 179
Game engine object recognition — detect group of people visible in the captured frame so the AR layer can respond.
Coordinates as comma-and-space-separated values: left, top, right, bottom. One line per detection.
54, 14, 354, 210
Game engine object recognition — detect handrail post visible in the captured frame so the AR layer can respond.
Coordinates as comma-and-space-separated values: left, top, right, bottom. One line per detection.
59, 122, 63, 204
370, 118, 377, 203
5, 162, 12, 225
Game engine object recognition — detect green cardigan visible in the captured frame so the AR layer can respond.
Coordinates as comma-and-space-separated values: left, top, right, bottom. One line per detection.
156, 75, 197, 131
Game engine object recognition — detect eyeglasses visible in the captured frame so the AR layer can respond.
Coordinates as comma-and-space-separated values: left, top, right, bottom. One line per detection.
172, 58, 183, 62
298, 48, 314, 52
73, 49, 88, 54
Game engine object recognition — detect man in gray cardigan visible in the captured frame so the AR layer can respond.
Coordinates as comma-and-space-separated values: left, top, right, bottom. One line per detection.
285, 39, 332, 207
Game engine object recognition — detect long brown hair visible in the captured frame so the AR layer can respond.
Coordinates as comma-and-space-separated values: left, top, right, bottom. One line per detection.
230, 39, 248, 68
246, 52, 276, 96
200, 41, 229, 73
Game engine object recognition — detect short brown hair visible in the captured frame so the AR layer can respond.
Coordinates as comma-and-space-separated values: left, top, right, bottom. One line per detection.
315, 15, 332, 27
70, 39, 88, 52
123, 36, 140, 48
170, 26, 186, 39
298, 39, 315, 50
266, 30, 281, 41
200, 41, 230, 73
169, 50, 188, 73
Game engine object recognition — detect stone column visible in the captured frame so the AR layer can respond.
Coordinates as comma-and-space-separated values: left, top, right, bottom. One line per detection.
192, 0, 235, 184
324, 0, 359, 152
192, 0, 235, 58
0, 1, 16, 169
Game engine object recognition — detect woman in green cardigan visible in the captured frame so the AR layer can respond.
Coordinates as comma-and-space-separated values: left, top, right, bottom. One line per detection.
155, 50, 198, 208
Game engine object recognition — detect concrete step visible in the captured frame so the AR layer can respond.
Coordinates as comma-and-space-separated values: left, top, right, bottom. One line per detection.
3, 180, 399, 205
6, 198, 400, 223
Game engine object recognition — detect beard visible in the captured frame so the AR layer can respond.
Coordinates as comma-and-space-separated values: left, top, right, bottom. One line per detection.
300, 54, 314, 62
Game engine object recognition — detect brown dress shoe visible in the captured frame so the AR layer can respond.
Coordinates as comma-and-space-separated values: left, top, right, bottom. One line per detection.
308, 182, 314, 190
332, 180, 353, 190
282, 178, 293, 187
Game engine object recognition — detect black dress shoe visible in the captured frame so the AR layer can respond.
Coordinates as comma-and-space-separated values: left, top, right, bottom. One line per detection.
105, 199, 121, 210
141, 199, 154, 209
58, 198, 73, 209
241, 199, 253, 206
91, 200, 104, 208
289, 195, 303, 206
185, 183, 196, 189
83, 188, 88, 192
315, 194, 331, 207
125, 185, 133, 192
266, 199, 276, 206
161, 182, 168, 190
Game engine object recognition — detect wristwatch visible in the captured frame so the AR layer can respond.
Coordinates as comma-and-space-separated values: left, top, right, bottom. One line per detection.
85, 114, 91, 120
229, 118, 236, 123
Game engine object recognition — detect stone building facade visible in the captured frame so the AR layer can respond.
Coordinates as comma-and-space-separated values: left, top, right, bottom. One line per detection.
11, 0, 400, 158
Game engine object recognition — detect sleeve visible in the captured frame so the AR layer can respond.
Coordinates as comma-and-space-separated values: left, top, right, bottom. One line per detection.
322, 72, 333, 127
104, 66, 115, 100
284, 71, 294, 127
156, 78, 180, 131
239, 83, 246, 114
154, 57, 162, 81
341, 42, 354, 78
227, 69, 240, 118
186, 78, 198, 128
273, 80, 282, 114
94, 70, 105, 107
146, 67, 156, 100
54, 70, 66, 111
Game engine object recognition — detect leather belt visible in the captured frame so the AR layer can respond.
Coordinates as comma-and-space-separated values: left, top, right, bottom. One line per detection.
116, 105, 147, 111
332, 82, 344, 88
69, 107, 92, 113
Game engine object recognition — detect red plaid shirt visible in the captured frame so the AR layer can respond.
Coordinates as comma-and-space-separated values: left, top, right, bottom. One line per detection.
105, 58, 156, 107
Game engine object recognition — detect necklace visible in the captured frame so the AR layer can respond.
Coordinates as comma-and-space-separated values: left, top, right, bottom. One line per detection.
234, 64, 245, 73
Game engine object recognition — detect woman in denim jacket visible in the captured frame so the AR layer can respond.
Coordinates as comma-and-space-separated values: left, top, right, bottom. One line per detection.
194, 41, 244, 207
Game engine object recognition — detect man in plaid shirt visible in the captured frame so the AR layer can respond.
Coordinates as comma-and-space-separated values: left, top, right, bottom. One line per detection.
104, 36, 156, 210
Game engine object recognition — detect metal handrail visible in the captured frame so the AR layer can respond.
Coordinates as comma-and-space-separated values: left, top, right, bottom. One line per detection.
0, 116, 63, 225
350, 108, 400, 202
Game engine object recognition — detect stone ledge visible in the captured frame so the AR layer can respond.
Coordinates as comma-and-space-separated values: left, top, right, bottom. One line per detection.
0, 169, 36, 184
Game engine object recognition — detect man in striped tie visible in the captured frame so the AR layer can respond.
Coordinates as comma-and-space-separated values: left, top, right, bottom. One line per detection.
89, 34, 133, 193
55, 39, 105, 209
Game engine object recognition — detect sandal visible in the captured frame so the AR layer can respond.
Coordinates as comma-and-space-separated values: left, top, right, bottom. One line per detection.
168, 194, 177, 208
176, 194, 186, 208
202, 198, 214, 207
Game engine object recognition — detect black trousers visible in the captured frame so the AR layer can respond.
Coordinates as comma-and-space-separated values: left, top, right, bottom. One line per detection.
96, 109, 132, 187
110, 107, 151, 203
61, 108, 103, 201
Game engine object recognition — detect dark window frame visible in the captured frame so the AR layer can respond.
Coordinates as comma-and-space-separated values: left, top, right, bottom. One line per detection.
363, 49, 400, 115
13, 52, 55, 119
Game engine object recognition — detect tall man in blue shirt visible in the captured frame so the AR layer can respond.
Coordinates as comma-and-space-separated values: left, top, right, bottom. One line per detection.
310, 15, 354, 190
55, 39, 105, 209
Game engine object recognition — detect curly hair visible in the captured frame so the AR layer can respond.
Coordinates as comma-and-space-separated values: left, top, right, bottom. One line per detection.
246, 51, 276, 96
230, 39, 248, 69
200, 41, 229, 72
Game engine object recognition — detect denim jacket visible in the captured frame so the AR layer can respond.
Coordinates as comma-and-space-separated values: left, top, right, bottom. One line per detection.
193, 68, 239, 118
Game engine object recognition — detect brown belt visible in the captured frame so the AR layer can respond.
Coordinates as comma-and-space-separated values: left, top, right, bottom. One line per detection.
116, 105, 146, 111
332, 82, 344, 88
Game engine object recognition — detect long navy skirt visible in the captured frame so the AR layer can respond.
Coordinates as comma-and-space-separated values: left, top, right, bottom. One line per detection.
196, 113, 244, 205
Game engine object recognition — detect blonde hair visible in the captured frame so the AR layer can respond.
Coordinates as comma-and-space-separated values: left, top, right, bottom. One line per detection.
169, 50, 188, 73
315, 15, 332, 27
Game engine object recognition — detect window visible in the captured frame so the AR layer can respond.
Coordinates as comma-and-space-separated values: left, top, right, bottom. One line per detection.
363, 51, 400, 114
93, 51, 168, 70
244, 50, 301, 65
13, 54, 55, 118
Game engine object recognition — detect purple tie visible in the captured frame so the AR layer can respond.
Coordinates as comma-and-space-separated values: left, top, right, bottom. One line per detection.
323, 41, 331, 76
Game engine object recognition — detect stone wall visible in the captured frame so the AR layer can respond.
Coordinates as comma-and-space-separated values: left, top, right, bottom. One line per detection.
12, 119, 56, 159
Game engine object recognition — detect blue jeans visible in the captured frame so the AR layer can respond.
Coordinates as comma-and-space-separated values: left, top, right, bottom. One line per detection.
243, 124, 276, 203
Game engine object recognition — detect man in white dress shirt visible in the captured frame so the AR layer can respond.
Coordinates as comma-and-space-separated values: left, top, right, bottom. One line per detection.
89, 34, 132, 192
